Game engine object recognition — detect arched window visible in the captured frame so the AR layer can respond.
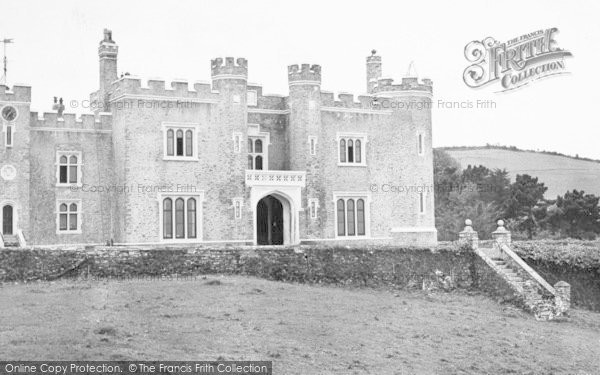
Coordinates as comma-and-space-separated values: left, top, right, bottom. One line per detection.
69, 156, 78, 183
166, 129, 174, 156
57, 152, 81, 185
255, 139, 263, 153
255, 155, 263, 170
347, 199, 355, 235
339, 139, 346, 163
59, 203, 68, 231
187, 198, 197, 239
355, 140, 361, 163
57, 201, 80, 232
248, 138, 253, 153
248, 155, 253, 169
69, 203, 78, 230
337, 199, 345, 236
185, 130, 193, 156
6, 125, 12, 146
175, 198, 185, 238
347, 140, 354, 163
176, 130, 184, 156
163, 198, 173, 239
357, 199, 365, 235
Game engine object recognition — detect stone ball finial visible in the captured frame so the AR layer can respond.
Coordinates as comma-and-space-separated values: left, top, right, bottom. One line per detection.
465, 219, 472, 226
497, 219, 505, 227
371, 49, 377, 56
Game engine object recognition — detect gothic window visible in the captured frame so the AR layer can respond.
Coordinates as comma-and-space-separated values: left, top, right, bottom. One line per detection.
248, 137, 267, 170
57, 201, 80, 233
337, 134, 367, 165
162, 196, 201, 240
57, 151, 81, 185
336, 199, 345, 236
335, 195, 368, 237
163, 124, 197, 160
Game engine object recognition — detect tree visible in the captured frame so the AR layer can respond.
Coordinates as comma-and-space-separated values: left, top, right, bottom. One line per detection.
504, 174, 548, 239
554, 190, 600, 238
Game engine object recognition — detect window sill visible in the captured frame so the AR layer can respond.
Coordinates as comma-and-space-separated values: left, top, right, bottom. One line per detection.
163, 156, 198, 162
56, 230, 82, 235
333, 235, 370, 240
337, 163, 367, 167
56, 183, 82, 188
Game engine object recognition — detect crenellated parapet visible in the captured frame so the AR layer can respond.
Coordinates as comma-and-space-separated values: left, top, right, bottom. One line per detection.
0, 84, 32, 103
109, 76, 219, 102
372, 76, 433, 95
288, 64, 321, 85
320, 91, 382, 111
30, 112, 112, 131
211, 57, 248, 79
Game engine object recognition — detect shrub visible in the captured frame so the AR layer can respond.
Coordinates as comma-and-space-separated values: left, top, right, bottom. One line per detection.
512, 240, 600, 269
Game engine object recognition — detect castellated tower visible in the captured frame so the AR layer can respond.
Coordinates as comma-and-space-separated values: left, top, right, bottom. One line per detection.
210, 57, 249, 239
366, 50, 382, 94
287, 64, 324, 237
287, 64, 321, 171
369, 53, 436, 244
98, 29, 118, 110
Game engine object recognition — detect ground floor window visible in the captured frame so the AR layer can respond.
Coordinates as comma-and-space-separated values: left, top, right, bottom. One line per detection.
57, 200, 81, 233
335, 196, 367, 236
161, 195, 201, 240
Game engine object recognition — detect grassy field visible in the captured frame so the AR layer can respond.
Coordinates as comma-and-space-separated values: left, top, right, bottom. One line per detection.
1, 276, 599, 374
443, 148, 600, 199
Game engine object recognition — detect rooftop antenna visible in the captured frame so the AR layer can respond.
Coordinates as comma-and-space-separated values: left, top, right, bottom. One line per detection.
1, 38, 14, 87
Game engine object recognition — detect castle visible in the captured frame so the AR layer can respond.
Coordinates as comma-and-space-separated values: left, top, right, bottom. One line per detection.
0, 30, 436, 247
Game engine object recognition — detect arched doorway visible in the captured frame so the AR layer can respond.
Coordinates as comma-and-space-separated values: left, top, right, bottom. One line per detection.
256, 195, 286, 245
2, 204, 14, 235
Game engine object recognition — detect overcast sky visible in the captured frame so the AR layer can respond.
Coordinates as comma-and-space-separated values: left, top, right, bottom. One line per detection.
2, 0, 599, 159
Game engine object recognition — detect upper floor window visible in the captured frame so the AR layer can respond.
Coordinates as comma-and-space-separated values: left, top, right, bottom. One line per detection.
161, 195, 202, 240
233, 132, 242, 153
1, 105, 17, 148
335, 196, 368, 237
308, 136, 317, 156
308, 198, 319, 219
56, 151, 82, 186
163, 123, 198, 160
418, 133, 424, 155
4, 124, 13, 147
57, 200, 81, 233
248, 137, 266, 170
247, 90, 258, 106
419, 191, 425, 214
337, 133, 367, 166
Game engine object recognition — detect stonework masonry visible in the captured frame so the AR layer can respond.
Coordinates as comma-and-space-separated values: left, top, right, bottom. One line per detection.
0, 30, 436, 247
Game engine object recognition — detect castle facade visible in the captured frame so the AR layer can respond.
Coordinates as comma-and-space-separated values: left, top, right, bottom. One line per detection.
0, 30, 436, 247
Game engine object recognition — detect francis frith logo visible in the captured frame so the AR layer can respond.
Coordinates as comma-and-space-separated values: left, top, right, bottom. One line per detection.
463, 28, 572, 92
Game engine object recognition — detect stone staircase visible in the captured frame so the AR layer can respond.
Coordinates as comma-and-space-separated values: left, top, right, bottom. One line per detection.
2, 234, 20, 247
460, 220, 571, 321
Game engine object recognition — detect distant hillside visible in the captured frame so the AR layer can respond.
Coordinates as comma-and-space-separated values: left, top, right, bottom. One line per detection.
440, 146, 600, 199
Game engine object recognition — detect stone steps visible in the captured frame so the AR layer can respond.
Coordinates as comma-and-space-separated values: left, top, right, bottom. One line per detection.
1, 235, 19, 247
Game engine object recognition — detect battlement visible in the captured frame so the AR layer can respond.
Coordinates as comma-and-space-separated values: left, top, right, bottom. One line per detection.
288, 64, 321, 84
98, 43, 118, 58
0, 84, 32, 102
30, 112, 112, 131
110, 76, 218, 101
373, 76, 433, 94
211, 57, 248, 78
366, 55, 382, 64
320, 91, 378, 110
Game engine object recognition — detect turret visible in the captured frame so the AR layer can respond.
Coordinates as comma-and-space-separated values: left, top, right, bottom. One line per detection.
287, 64, 321, 171
98, 29, 118, 108
366, 50, 382, 94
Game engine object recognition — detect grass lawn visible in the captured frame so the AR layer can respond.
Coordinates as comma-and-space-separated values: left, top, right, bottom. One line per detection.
1, 275, 599, 374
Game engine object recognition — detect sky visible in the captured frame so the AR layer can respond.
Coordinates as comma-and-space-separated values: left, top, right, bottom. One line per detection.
1, 0, 599, 159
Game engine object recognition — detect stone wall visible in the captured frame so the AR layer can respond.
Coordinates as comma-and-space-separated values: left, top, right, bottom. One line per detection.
0, 244, 483, 290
